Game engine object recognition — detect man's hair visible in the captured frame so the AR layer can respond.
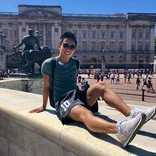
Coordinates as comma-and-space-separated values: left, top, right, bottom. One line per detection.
60, 31, 77, 47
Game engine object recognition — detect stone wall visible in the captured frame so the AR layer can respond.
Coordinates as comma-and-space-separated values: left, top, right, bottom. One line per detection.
0, 78, 43, 94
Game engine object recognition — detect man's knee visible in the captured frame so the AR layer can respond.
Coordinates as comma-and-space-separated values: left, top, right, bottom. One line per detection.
81, 110, 95, 125
80, 109, 93, 122
94, 82, 108, 93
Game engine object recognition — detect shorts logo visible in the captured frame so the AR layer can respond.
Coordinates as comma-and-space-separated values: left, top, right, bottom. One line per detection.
61, 100, 71, 111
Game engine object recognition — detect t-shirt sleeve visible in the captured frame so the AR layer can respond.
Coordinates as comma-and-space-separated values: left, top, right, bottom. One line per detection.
41, 58, 52, 77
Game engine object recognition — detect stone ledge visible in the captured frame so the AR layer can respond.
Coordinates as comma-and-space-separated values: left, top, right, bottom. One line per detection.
0, 88, 156, 156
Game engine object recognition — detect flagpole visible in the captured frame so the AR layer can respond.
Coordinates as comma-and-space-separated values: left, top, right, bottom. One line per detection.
42, 0, 43, 5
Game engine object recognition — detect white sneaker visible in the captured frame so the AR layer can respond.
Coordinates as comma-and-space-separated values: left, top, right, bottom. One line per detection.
131, 106, 156, 122
116, 113, 146, 147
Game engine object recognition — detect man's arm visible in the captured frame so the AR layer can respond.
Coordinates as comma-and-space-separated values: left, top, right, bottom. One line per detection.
29, 74, 50, 113
14, 39, 24, 49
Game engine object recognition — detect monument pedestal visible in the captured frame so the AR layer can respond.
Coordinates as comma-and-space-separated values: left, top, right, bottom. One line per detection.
10, 73, 42, 78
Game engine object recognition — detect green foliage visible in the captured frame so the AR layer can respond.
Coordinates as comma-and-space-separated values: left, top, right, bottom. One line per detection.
155, 37, 156, 53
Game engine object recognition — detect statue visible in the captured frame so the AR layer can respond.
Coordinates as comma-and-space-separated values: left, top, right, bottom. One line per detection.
22, 46, 52, 74
13, 29, 41, 73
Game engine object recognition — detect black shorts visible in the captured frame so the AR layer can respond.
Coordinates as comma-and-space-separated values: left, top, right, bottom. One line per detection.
55, 89, 98, 124
143, 82, 147, 85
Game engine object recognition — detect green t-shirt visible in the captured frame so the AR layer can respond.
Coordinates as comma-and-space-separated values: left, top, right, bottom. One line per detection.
41, 57, 79, 102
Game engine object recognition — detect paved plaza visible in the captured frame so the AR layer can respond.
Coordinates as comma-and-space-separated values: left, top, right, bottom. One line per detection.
78, 74, 156, 104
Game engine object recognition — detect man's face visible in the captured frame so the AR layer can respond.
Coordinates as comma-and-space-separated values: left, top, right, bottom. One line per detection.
59, 38, 76, 58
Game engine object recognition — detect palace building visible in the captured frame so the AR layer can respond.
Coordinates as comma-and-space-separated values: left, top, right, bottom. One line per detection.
0, 5, 156, 70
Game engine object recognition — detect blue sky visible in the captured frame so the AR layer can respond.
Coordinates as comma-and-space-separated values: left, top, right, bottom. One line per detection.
1, 0, 156, 14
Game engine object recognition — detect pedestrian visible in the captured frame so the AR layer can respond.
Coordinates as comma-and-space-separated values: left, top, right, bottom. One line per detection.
116, 73, 120, 84
136, 75, 141, 90
81, 77, 86, 91
78, 75, 81, 83
147, 77, 155, 92
127, 72, 131, 84
123, 71, 127, 83
110, 71, 115, 84
142, 74, 148, 90
96, 73, 100, 82
100, 73, 104, 81
83, 81, 90, 90
29, 31, 156, 147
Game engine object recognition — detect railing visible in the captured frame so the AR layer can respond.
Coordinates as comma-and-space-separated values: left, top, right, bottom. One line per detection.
63, 13, 125, 18
0, 12, 18, 15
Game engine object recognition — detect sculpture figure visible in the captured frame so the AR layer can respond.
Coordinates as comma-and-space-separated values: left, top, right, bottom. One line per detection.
13, 29, 41, 73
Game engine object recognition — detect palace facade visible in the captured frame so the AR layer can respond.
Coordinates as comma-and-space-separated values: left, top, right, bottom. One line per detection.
0, 5, 156, 70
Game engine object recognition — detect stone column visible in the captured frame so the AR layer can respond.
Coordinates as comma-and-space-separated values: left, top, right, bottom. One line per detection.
25, 22, 29, 35
150, 25, 155, 51
136, 25, 138, 50
43, 23, 46, 45
51, 24, 55, 49
143, 25, 146, 50
126, 24, 129, 50
18, 22, 22, 42
57, 23, 62, 47
128, 26, 132, 51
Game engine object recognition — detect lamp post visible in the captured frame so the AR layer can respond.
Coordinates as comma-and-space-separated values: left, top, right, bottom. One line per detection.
0, 30, 6, 46
0, 30, 6, 69
101, 49, 106, 71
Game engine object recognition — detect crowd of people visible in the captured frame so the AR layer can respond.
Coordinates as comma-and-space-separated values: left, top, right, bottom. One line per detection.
78, 68, 155, 92
0, 69, 10, 80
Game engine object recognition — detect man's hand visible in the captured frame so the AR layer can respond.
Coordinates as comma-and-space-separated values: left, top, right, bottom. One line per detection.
29, 106, 45, 113
13, 46, 16, 50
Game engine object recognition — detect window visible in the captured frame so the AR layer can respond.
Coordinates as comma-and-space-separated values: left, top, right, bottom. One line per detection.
47, 30, 51, 38
138, 43, 143, 51
14, 30, 18, 38
92, 42, 96, 51
145, 32, 149, 39
83, 33, 86, 39
138, 32, 142, 39
132, 32, 136, 39
145, 44, 149, 51
110, 42, 114, 51
110, 32, 114, 39
101, 32, 105, 39
55, 28, 58, 32
92, 31, 96, 39
131, 45, 135, 51
120, 32, 123, 40
119, 45, 123, 51
82, 42, 87, 52
100, 42, 105, 51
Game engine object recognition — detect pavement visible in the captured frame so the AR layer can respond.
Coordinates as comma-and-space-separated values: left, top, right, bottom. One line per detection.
78, 74, 156, 104
0, 87, 156, 156
0, 75, 156, 155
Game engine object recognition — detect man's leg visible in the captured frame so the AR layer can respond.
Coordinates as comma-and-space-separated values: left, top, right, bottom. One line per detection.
67, 104, 146, 147
86, 82, 131, 117
86, 82, 156, 123
68, 105, 117, 133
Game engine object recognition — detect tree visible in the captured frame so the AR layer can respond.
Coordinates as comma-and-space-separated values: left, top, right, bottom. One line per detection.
155, 36, 156, 53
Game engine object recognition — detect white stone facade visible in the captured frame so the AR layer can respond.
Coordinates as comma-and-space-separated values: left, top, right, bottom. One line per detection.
0, 5, 156, 70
